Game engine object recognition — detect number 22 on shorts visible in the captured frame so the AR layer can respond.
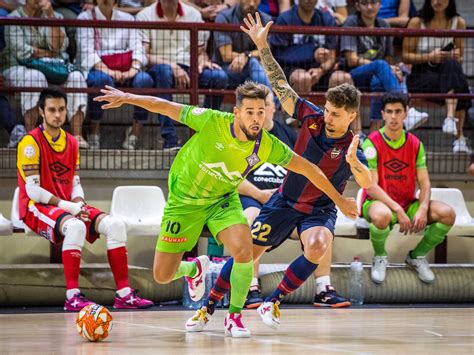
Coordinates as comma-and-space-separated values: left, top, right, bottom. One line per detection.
251, 221, 272, 242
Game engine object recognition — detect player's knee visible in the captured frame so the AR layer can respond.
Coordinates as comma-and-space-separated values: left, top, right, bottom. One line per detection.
98, 216, 127, 249
371, 212, 392, 229
304, 234, 331, 258
61, 218, 87, 251
441, 206, 456, 226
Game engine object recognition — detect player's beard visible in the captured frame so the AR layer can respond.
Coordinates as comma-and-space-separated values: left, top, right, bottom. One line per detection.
240, 123, 260, 141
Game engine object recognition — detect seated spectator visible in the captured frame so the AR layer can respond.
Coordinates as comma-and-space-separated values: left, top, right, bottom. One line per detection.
117, 0, 154, 15
361, 93, 455, 284
1, 0, 88, 148
403, 0, 471, 153
76, 0, 152, 150
137, 0, 228, 149
0, 0, 24, 50
213, 0, 271, 89
259, 0, 290, 19
183, 0, 237, 22
377, 0, 415, 27
340, 0, 408, 132
270, 0, 350, 95
317, 0, 348, 25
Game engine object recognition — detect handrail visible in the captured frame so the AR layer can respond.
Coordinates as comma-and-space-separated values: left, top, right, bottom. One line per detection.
1, 16, 474, 37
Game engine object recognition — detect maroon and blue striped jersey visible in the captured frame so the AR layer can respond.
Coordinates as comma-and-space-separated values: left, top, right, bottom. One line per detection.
280, 98, 368, 215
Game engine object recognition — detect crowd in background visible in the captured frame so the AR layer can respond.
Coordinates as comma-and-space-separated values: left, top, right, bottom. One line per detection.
0, 0, 471, 154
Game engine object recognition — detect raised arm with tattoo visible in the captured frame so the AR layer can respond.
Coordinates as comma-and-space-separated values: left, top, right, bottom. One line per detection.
240, 12, 299, 116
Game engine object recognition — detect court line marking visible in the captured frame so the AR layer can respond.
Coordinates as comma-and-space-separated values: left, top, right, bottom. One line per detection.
114, 321, 365, 354
425, 330, 443, 337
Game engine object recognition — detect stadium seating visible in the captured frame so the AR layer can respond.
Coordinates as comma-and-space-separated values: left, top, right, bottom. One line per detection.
110, 185, 166, 237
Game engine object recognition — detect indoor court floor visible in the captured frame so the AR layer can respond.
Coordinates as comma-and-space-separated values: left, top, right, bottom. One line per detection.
1, 306, 473, 354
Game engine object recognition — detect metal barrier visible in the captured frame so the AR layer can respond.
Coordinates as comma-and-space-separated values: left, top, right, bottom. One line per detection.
1, 17, 473, 176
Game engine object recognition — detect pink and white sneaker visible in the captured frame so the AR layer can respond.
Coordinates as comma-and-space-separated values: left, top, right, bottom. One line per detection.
185, 255, 210, 302
224, 313, 251, 338
113, 289, 154, 309
64, 293, 94, 311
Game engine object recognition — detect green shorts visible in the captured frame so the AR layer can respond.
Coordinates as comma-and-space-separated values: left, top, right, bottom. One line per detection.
362, 199, 420, 227
156, 192, 248, 253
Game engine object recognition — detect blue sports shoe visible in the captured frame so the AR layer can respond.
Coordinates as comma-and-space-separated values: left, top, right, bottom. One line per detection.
313, 286, 351, 308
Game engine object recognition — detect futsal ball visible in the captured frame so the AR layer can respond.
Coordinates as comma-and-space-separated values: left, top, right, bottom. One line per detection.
76, 304, 113, 342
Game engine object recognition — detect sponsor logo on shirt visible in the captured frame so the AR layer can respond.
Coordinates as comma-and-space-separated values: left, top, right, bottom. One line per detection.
251, 163, 287, 184
309, 123, 318, 130
246, 152, 260, 167
215, 142, 224, 151
384, 158, 409, 173
191, 107, 207, 116
161, 236, 188, 243
364, 146, 377, 160
199, 162, 242, 186
24, 145, 36, 158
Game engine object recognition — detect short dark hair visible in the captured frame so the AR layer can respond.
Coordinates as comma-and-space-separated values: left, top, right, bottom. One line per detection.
235, 81, 269, 107
382, 93, 409, 111
325, 83, 360, 112
419, 0, 458, 22
38, 87, 67, 111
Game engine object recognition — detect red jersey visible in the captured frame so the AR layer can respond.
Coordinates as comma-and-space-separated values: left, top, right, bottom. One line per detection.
17, 127, 78, 219
362, 130, 420, 211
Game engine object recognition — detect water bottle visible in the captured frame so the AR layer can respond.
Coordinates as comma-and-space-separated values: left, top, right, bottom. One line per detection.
349, 256, 364, 306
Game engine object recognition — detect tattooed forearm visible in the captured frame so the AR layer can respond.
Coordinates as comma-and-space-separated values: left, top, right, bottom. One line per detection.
259, 47, 298, 105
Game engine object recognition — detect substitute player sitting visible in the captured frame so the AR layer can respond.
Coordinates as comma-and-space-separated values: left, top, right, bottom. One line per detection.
361, 93, 456, 284
17, 88, 153, 311
95, 81, 358, 337
185, 13, 371, 332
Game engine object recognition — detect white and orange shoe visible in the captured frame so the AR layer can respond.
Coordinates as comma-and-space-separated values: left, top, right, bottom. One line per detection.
224, 313, 251, 338
257, 301, 280, 330
185, 306, 212, 332
185, 255, 210, 302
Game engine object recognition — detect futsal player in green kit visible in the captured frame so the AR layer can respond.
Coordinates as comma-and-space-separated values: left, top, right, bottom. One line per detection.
95, 82, 358, 337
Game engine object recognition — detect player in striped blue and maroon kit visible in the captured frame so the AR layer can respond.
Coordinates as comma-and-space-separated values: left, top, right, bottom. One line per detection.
185, 13, 372, 333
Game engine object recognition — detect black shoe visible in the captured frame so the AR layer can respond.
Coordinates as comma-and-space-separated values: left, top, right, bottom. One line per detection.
245, 287, 263, 309
313, 286, 351, 308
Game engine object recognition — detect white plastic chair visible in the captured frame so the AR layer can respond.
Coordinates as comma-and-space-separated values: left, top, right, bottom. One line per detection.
420, 188, 474, 237
10, 187, 35, 235
334, 207, 357, 236
110, 186, 166, 237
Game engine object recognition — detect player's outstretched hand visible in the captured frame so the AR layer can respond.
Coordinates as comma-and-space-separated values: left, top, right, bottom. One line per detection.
240, 12, 273, 49
94, 85, 127, 110
339, 197, 358, 220
345, 135, 360, 166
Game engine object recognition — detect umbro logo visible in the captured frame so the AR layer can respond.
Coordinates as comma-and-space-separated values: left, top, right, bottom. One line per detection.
215, 142, 224, 151
384, 158, 408, 173
49, 161, 70, 176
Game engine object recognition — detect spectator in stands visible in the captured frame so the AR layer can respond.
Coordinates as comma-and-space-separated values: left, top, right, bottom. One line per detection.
77, 0, 152, 150
1, 0, 88, 148
117, 0, 154, 15
0, 0, 24, 51
183, 0, 237, 22
137, 0, 228, 149
213, 0, 271, 89
0, 73, 26, 147
340, 0, 426, 133
403, 0, 471, 153
377, 0, 416, 27
361, 93, 455, 284
259, 0, 290, 19
317, 0, 348, 25
270, 0, 350, 95
239, 91, 351, 309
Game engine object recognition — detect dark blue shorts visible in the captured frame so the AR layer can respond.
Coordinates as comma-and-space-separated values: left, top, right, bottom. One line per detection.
251, 193, 337, 251
239, 195, 263, 211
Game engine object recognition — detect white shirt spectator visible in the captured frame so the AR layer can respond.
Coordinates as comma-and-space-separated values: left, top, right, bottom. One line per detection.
316, 0, 346, 14
136, 1, 209, 67
76, 6, 147, 74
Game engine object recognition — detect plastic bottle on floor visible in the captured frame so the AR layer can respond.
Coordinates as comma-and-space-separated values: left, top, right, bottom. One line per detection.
350, 256, 364, 306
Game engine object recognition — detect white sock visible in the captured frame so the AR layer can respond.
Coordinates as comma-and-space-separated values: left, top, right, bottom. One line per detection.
250, 277, 259, 289
316, 276, 331, 295
117, 287, 132, 297
66, 288, 80, 300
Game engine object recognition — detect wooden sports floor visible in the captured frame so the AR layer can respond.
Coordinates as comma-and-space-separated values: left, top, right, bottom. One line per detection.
1, 306, 473, 354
